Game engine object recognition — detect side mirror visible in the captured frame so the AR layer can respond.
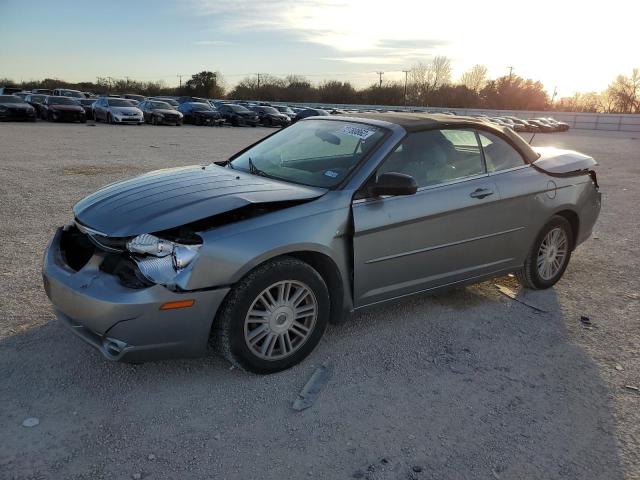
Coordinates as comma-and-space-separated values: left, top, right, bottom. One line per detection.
369, 172, 417, 197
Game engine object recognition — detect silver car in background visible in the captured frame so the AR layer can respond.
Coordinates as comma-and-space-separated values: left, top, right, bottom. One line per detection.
43, 114, 601, 373
93, 97, 144, 124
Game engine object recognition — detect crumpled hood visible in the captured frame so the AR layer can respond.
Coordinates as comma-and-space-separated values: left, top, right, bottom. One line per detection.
73, 164, 326, 237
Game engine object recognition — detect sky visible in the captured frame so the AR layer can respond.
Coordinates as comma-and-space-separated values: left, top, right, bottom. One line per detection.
1, 0, 638, 97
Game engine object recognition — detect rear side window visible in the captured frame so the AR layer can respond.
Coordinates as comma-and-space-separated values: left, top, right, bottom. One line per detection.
379, 129, 485, 188
477, 131, 525, 172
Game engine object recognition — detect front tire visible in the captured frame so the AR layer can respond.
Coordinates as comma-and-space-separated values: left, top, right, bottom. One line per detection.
516, 215, 573, 289
213, 257, 330, 374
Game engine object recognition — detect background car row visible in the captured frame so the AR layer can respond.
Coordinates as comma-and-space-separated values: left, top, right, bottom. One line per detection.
1, 87, 570, 132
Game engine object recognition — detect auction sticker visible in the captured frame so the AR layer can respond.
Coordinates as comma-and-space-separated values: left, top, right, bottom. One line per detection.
339, 125, 377, 140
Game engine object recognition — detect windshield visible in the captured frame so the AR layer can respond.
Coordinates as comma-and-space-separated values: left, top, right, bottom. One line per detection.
149, 101, 172, 109
30, 95, 47, 102
107, 99, 133, 107
61, 90, 84, 98
229, 119, 386, 188
49, 97, 78, 105
79, 99, 95, 105
189, 103, 212, 111
276, 106, 293, 114
0, 95, 24, 103
229, 104, 251, 113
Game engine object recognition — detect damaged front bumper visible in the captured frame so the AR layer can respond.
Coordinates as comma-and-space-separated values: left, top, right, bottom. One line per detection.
42, 228, 229, 363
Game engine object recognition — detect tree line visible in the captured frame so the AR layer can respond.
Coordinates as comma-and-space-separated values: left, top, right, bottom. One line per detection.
2, 59, 638, 113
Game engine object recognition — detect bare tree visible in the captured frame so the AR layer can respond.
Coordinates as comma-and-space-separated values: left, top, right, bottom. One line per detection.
407, 56, 452, 105
459, 64, 488, 91
606, 68, 640, 113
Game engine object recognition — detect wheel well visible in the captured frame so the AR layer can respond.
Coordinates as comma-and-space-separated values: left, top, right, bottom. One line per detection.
555, 210, 579, 248
285, 251, 345, 324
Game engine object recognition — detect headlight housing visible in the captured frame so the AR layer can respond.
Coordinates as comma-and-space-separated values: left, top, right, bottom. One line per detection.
126, 234, 201, 286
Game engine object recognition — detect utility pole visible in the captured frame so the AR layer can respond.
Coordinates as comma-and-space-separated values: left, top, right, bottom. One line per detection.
507, 66, 514, 80
177, 74, 183, 88
375, 71, 384, 88
402, 69, 410, 106
256, 73, 261, 89
551, 86, 558, 104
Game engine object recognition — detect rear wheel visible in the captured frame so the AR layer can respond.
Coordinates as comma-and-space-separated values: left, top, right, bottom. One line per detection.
214, 257, 329, 374
516, 216, 573, 289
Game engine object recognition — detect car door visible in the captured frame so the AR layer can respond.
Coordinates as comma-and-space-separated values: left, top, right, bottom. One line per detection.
352, 128, 523, 307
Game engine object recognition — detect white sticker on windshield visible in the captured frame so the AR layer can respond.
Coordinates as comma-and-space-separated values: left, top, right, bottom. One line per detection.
339, 125, 377, 140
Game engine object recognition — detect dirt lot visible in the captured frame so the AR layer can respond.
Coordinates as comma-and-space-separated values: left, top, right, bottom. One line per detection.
0, 122, 638, 480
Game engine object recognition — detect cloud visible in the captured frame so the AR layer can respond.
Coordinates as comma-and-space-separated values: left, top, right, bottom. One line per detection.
187, 0, 450, 65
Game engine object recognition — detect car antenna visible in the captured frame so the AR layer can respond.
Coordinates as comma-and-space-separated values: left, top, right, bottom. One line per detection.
529, 132, 536, 145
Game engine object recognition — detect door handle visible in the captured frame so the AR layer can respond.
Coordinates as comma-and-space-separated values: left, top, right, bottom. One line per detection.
469, 188, 494, 199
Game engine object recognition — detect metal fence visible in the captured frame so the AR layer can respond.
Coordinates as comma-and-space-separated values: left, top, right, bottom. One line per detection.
282, 102, 640, 132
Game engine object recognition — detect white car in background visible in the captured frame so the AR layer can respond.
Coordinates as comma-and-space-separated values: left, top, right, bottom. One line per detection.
93, 97, 144, 124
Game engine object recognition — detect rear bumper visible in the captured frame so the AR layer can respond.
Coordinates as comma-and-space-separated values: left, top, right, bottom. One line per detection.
43, 228, 230, 363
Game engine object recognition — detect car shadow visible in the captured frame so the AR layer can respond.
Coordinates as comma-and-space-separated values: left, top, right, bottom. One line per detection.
0, 276, 625, 479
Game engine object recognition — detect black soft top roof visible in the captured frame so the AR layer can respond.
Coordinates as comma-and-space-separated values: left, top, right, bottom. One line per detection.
340, 112, 539, 163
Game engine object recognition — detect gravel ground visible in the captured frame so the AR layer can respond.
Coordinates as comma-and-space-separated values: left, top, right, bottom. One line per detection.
0, 122, 638, 480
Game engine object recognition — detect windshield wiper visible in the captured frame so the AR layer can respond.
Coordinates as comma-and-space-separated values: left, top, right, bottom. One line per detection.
248, 157, 269, 177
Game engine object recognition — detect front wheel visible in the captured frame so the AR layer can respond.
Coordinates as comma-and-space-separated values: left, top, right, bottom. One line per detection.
213, 257, 330, 374
516, 216, 573, 289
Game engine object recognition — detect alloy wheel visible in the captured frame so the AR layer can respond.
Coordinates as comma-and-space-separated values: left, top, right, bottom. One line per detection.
537, 227, 568, 280
243, 280, 318, 360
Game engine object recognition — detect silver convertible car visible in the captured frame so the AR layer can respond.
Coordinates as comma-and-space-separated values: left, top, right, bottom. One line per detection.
43, 114, 601, 373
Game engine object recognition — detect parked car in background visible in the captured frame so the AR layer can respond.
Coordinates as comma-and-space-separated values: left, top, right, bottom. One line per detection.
138, 100, 183, 125
274, 105, 297, 121
52, 88, 85, 99
77, 98, 96, 119
42, 114, 600, 373
31, 88, 54, 96
24, 93, 48, 118
0, 86, 23, 95
125, 99, 140, 107
14, 91, 30, 100
527, 118, 555, 132
123, 93, 146, 103
216, 103, 259, 126
150, 97, 180, 107
92, 97, 143, 124
41, 96, 86, 122
0, 95, 37, 121
176, 102, 223, 126
538, 117, 570, 131
249, 105, 291, 127
503, 116, 539, 133
177, 96, 209, 104
295, 108, 330, 121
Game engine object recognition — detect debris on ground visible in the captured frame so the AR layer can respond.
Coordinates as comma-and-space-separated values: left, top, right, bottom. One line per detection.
293, 364, 332, 411
580, 315, 592, 325
615, 364, 623, 371
624, 385, 639, 392
21, 417, 39, 427
412, 465, 423, 473
148, 145, 160, 148
495, 285, 547, 313
147, 454, 156, 461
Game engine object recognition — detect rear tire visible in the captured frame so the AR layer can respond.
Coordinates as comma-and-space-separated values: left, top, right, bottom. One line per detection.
213, 257, 330, 374
516, 215, 573, 289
